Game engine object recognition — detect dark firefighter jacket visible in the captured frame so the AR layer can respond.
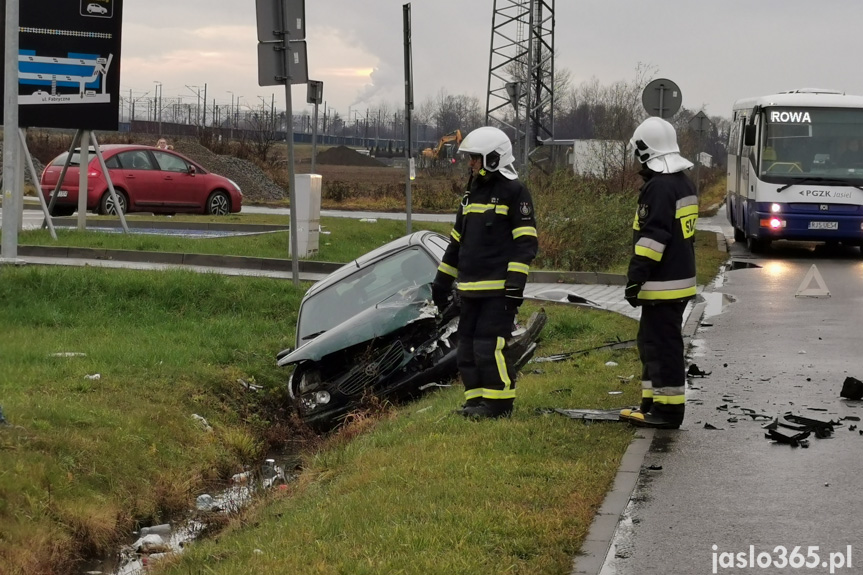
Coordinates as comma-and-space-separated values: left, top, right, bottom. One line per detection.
628, 170, 698, 304
433, 171, 538, 298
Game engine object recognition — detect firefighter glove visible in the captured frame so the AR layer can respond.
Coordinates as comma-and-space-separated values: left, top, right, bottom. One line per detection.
431, 282, 452, 312
505, 285, 524, 307
624, 282, 643, 307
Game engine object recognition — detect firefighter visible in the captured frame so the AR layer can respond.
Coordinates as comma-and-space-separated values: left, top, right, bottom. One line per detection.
431, 126, 538, 419
619, 117, 697, 429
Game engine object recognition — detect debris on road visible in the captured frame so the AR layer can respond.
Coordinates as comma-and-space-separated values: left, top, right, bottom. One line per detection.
763, 412, 837, 446
687, 364, 711, 377
531, 338, 636, 363
840, 376, 863, 400
545, 408, 625, 422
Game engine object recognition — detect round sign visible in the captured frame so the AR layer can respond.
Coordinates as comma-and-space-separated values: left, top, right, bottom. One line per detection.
642, 78, 682, 119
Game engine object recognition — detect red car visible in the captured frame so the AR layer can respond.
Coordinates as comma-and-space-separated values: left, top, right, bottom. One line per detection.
40, 144, 243, 216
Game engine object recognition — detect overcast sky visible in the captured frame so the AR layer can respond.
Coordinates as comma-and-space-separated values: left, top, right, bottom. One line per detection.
120, 0, 863, 122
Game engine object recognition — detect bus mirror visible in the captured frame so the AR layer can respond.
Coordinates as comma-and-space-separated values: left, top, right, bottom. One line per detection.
744, 125, 757, 147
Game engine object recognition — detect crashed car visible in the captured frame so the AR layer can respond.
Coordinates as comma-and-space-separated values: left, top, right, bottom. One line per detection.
276, 230, 546, 431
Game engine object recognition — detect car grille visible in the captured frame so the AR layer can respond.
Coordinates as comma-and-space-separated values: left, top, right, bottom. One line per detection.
338, 341, 406, 396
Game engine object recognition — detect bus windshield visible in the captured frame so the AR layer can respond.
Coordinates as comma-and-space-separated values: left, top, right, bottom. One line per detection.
760, 107, 863, 182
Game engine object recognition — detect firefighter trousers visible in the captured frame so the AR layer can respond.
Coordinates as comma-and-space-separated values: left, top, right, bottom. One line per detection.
637, 301, 687, 424
456, 296, 518, 409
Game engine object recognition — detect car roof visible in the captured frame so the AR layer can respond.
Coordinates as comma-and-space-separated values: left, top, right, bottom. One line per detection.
302, 230, 447, 300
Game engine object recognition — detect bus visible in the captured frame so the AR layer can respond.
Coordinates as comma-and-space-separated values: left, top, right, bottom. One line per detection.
727, 89, 863, 253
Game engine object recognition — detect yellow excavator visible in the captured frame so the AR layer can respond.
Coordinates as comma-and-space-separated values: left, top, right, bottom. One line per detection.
420, 129, 463, 168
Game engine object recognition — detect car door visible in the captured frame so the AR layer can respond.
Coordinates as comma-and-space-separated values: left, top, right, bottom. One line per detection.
151, 151, 205, 211
115, 150, 162, 209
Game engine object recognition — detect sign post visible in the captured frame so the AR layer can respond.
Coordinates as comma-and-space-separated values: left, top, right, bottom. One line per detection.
307, 79, 322, 174
688, 110, 712, 196
256, 0, 307, 286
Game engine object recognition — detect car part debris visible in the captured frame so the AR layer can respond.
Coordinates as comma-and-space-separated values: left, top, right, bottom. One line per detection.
238, 378, 262, 392
763, 412, 836, 445
840, 376, 863, 400
547, 408, 626, 421
704, 423, 723, 430
687, 364, 711, 377
532, 337, 636, 363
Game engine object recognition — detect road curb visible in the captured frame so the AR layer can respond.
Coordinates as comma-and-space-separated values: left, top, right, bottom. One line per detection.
570, 430, 654, 575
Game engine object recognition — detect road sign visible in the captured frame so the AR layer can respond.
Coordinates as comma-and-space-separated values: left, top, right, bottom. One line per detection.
258, 40, 308, 86
256, 0, 305, 42
642, 78, 682, 119
307, 80, 323, 104
689, 110, 712, 132
0, 0, 124, 130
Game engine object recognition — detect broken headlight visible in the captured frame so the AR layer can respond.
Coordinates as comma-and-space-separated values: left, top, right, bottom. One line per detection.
299, 390, 331, 412
298, 367, 322, 394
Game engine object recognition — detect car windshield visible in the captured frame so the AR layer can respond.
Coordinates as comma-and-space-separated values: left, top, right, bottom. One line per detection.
297, 247, 438, 342
760, 107, 863, 183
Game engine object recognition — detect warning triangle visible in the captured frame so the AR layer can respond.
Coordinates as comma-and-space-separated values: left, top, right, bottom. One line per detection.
795, 264, 830, 298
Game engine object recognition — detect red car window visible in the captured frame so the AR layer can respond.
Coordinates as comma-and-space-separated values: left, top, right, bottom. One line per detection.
118, 150, 155, 170
153, 151, 190, 173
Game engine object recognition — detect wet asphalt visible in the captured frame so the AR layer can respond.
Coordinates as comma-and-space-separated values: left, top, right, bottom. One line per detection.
581, 212, 863, 575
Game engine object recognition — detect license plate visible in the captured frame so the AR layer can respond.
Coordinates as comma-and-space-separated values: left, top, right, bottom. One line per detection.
808, 221, 837, 230
53, 190, 68, 198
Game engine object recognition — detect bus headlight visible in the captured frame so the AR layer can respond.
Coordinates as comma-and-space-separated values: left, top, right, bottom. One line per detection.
771, 203, 782, 213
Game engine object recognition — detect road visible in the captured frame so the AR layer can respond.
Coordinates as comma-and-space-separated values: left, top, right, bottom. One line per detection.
590, 214, 863, 575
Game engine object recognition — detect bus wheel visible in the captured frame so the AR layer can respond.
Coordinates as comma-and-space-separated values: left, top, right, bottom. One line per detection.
747, 236, 769, 254
733, 226, 746, 242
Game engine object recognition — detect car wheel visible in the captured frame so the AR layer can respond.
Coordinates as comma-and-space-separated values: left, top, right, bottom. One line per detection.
206, 190, 230, 215
50, 206, 75, 217
99, 190, 127, 215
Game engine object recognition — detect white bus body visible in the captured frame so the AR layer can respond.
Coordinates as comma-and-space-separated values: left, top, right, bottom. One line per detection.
726, 89, 863, 252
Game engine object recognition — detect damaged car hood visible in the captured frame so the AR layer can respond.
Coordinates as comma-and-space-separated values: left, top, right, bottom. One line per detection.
278, 284, 436, 365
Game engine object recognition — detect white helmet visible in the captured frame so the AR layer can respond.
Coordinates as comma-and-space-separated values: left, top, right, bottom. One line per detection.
630, 117, 693, 174
459, 126, 518, 180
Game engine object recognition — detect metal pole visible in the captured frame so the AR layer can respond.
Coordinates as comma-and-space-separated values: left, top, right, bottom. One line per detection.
281, 0, 299, 286
2, 0, 21, 261
403, 3, 413, 235
311, 102, 319, 174
78, 130, 89, 229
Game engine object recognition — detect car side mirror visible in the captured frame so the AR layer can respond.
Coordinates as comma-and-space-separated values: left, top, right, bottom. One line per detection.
188, 165, 196, 176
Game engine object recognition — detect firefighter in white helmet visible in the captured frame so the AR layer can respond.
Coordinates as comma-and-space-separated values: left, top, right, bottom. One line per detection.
431, 126, 538, 419
619, 116, 697, 429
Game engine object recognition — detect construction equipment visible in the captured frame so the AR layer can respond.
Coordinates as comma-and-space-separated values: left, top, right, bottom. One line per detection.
420, 129, 463, 168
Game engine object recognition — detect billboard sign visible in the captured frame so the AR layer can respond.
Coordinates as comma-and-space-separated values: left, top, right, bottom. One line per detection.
1, 0, 124, 130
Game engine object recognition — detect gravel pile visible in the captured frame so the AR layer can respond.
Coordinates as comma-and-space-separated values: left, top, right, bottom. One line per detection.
0, 142, 46, 185
169, 139, 286, 202
317, 145, 384, 167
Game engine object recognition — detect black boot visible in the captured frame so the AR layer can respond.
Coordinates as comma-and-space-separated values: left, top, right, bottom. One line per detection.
461, 400, 513, 420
